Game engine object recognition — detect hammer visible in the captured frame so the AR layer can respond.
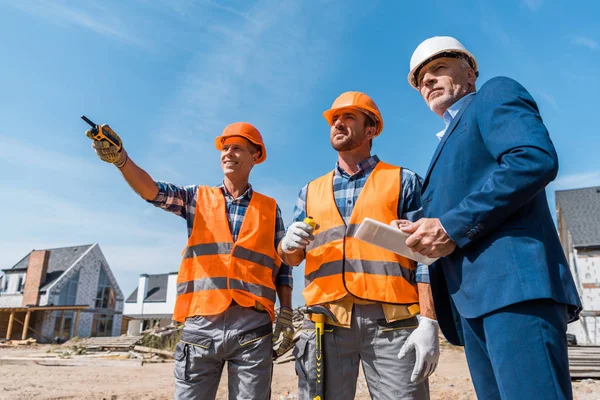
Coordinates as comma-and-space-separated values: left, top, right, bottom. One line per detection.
305, 305, 337, 400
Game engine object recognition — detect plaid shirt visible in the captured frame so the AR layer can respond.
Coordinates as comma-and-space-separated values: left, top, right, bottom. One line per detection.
291, 155, 429, 283
148, 181, 293, 288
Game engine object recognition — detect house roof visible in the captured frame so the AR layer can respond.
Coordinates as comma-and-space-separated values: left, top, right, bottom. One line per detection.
126, 273, 174, 303
556, 186, 600, 248
3, 244, 95, 290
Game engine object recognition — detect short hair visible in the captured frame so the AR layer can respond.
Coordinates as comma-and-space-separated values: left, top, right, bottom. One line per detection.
247, 142, 262, 159
459, 58, 473, 73
363, 113, 376, 130
363, 114, 376, 150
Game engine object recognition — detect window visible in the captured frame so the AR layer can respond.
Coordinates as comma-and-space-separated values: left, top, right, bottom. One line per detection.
17, 276, 25, 292
92, 314, 114, 337
95, 268, 115, 309
53, 311, 75, 341
0, 276, 7, 293
59, 272, 79, 305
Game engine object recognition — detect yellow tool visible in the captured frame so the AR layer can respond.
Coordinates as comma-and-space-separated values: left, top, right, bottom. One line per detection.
304, 216, 317, 230
408, 304, 420, 316
313, 312, 326, 400
306, 305, 337, 400
81, 115, 122, 151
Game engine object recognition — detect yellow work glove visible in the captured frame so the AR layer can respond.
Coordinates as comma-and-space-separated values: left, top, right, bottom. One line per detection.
273, 306, 294, 357
85, 126, 128, 168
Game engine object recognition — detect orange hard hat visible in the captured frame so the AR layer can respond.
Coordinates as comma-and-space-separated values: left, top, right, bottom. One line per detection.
322, 91, 384, 136
214, 122, 266, 164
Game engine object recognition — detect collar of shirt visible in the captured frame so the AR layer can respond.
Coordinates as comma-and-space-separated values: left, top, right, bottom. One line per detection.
435, 92, 476, 140
334, 155, 380, 178
217, 182, 253, 201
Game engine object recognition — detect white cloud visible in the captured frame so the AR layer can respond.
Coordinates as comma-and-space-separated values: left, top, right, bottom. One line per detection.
550, 171, 600, 191
538, 91, 561, 113
0, 135, 94, 174
0, 186, 178, 240
521, 0, 543, 12
150, 0, 343, 154
6, 0, 147, 48
571, 35, 599, 50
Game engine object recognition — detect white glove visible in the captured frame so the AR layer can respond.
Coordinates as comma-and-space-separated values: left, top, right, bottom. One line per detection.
281, 221, 315, 253
398, 316, 440, 383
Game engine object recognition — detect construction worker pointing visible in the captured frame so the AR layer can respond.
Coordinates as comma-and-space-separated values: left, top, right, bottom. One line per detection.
86, 121, 294, 400
279, 91, 439, 400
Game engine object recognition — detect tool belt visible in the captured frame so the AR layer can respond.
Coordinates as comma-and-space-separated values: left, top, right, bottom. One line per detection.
229, 299, 267, 313
307, 296, 420, 328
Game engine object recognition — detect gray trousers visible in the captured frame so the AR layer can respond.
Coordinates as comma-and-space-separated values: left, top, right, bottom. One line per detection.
174, 304, 273, 400
293, 303, 430, 400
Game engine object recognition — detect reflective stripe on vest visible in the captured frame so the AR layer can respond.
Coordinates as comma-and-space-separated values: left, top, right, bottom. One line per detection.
304, 161, 418, 306
173, 186, 282, 322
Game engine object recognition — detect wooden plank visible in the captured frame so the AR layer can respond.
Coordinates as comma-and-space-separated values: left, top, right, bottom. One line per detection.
21, 311, 31, 340
570, 372, 600, 379
6, 312, 14, 340
133, 345, 174, 358
74, 310, 80, 337
11, 339, 37, 345
86, 344, 134, 350
58, 310, 65, 340
141, 359, 175, 365
0, 357, 142, 367
582, 283, 600, 289
0, 305, 88, 313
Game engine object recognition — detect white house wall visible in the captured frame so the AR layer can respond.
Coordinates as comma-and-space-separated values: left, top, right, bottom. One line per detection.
566, 249, 600, 345
0, 293, 23, 307
166, 274, 177, 309
123, 274, 177, 318
124, 300, 142, 315
577, 250, 600, 345
578, 251, 600, 308
0, 272, 26, 307
140, 274, 177, 315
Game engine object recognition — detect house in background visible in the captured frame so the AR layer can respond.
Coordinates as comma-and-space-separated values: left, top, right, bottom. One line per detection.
556, 186, 600, 345
123, 272, 177, 334
0, 243, 124, 343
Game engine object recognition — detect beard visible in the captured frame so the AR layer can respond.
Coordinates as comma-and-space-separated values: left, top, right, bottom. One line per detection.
331, 129, 364, 151
427, 91, 460, 115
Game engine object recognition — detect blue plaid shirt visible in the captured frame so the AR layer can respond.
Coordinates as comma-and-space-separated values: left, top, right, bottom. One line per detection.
149, 181, 293, 288
290, 155, 429, 283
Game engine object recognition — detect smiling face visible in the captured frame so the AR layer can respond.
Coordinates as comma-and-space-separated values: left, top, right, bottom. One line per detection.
220, 136, 258, 179
417, 56, 477, 117
329, 109, 376, 152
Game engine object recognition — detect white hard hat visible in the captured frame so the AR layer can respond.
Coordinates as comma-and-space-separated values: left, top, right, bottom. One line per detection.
408, 36, 478, 90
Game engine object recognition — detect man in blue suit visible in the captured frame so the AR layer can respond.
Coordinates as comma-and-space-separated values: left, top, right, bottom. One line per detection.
395, 36, 582, 399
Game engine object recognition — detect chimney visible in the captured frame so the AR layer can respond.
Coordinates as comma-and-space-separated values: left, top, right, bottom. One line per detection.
22, 250, 50, 306
137, 274, 149, 306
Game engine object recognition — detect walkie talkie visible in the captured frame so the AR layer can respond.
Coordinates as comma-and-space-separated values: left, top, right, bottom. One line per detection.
81, 115, 122, 151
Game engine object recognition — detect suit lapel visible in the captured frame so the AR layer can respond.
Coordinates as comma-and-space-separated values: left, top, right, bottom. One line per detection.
422, 98, 474, 190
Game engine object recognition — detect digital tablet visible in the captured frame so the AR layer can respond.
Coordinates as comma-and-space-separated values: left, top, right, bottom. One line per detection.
353, 217, 440, 265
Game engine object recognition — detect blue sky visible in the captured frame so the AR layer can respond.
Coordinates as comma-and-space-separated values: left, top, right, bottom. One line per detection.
1, 0, 599, 306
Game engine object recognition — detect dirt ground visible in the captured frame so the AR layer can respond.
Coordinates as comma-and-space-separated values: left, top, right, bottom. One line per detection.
0, 345, 598, 399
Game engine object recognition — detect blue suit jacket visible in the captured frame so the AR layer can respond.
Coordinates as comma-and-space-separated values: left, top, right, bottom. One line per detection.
422, 77, 582, 345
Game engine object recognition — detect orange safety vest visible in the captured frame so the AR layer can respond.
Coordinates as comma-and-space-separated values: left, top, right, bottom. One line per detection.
304, 161, 418, 306
173, 186, 282, 323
